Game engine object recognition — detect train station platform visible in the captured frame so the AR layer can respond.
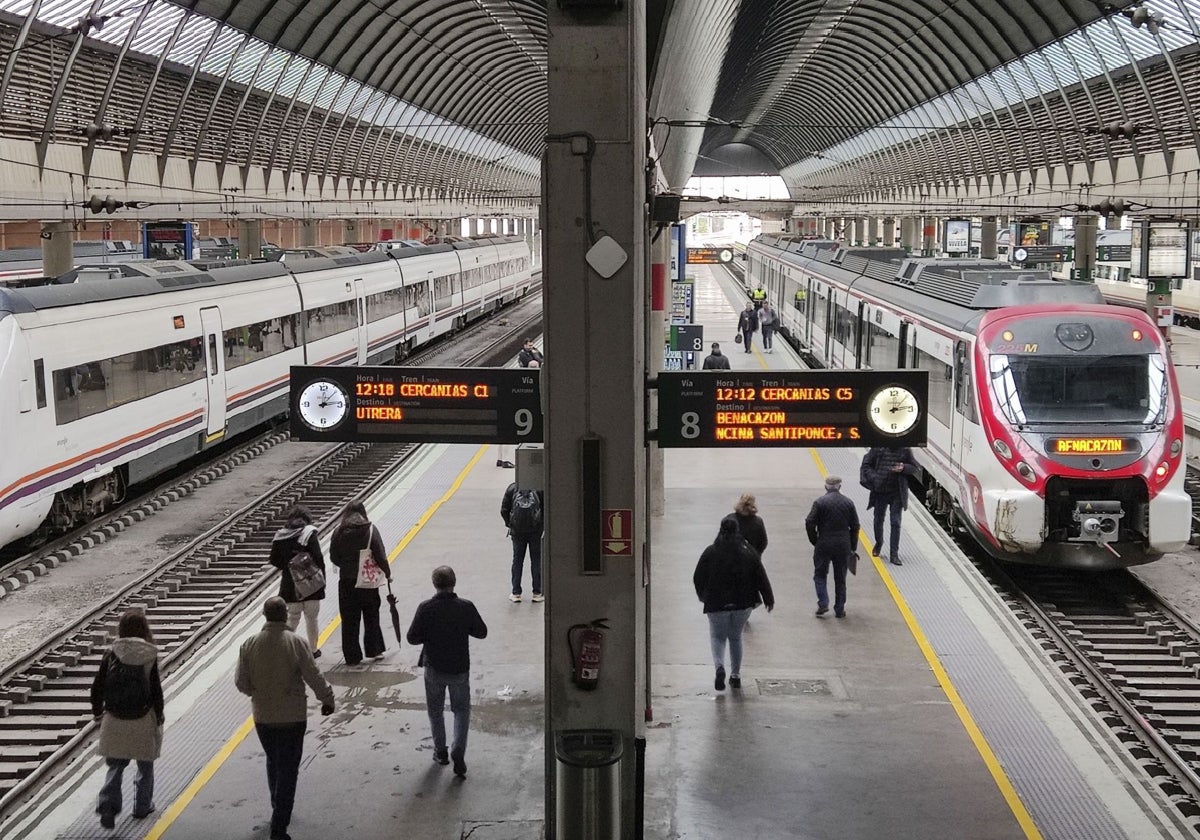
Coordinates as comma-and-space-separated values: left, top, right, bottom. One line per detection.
11, 265, 1189, 839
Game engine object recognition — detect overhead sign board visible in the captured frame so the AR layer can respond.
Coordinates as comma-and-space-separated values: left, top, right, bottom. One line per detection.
1131, 219, 1191, 279
655, 370, 929, 448
1011, 245, 1071, 265
687, 247, 734, 264
1096, 245, 1132, 262
669, 324, 704, 353
289, 365, 542, 444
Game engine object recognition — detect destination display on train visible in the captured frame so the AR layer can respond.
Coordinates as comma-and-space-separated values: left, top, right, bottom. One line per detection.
1049, 437, 1135, 455
655, 369, 928, 448
288, 365, 542, 444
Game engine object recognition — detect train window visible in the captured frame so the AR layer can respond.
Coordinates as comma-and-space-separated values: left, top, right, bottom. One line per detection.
222, 315, 300, 370
989, 353, 1166, 426
832, 303, 854, 346
865, 321, 899, 369
34, 359, 46, 409
52, 338, 205, 426
914, 347, 952, 426
810, 289, 828, 332
367, 288, 406, 323
433, 274, 455, 311
953, 342, 977, 423
304, 300, 358, 342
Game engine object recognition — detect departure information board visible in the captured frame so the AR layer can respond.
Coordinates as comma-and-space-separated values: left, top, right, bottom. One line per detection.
289, 365, 542, 444
655, 369, 928, 448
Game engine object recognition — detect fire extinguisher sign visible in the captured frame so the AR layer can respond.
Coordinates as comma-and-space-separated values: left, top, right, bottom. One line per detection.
601, 509, 633, 556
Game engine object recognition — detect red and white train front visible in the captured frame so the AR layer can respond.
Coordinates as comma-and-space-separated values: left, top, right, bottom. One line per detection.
962, 304, 1189, 568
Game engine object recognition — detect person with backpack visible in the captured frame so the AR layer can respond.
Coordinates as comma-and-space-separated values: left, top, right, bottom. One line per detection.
269, 505, 327, 659
90, 608, 165, 828
501, 481, 543, 603
329, 501, 392, 665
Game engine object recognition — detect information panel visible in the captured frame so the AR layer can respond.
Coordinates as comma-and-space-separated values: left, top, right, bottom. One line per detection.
289, 365, 542, 444
656, 369, 928, 448
687, 247, 734, 264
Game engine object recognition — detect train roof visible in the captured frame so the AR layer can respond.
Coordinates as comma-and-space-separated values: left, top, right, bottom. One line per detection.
751, 234, 1107, 335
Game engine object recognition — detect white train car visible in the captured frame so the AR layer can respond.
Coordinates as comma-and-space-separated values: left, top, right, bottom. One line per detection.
0, 237, 532, 549
747, 235, 1189, 569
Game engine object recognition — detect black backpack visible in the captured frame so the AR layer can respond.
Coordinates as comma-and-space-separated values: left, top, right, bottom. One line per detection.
509, 489, 543, 533
103, 653, 152, 720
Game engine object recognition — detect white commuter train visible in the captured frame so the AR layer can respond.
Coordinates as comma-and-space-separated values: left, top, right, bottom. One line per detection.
746, 235, 1190, 569
0, 236, 532, 549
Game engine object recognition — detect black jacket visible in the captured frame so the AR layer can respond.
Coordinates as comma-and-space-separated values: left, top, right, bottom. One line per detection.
726, 512, 768, 555
862, 447, 918, 509
702, 351, 731, 370
269, 521, 326, 602
693, 533, 774, 614
737, 309, 759, 333
805, 489, 860, 556
518, 347, 544, 368
329, 514, 390, 584
406, 591, 488, 674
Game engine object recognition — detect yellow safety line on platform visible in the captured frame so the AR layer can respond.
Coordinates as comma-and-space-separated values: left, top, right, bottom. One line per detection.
808, 447, 1043, 840
144, 444, 488, 840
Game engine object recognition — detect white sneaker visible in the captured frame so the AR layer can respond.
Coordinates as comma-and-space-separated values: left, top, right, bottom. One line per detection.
509, 593, 522, 602
531, 593, 545, 603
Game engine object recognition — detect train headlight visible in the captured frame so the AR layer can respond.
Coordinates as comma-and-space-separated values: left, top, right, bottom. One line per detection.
1171, 439, 1182, 458
1132, 329, 1143, 341
1015, 461, 1036, 482
992, 439, 1012, 460
1155, 461, 1170, 480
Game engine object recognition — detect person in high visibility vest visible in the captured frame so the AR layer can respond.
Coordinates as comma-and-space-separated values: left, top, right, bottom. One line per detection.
749, 285, 767, 309
794, 288, 806, 311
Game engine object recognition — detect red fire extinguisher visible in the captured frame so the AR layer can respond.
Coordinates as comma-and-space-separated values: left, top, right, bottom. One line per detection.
568, 618, 609, 690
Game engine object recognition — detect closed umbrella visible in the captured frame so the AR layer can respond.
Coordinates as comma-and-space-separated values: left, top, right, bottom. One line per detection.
386, 577, 403, 648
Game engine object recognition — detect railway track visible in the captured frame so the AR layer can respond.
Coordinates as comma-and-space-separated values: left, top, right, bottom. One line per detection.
978, 560, 1200, 831
0, 302, 542, 817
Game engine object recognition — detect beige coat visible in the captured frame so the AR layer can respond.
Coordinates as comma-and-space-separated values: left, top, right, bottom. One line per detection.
235, 621, 335, 724
90, 637, 164, 762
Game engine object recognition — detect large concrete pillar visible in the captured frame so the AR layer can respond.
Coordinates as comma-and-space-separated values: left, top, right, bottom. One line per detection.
237, 218, 262, 260
823, 218, 835, 239
41, 221, 73, 279
868, 217, 880, 246
299, 219, 317, 247
342, 219, 361, 245
980, 216, 998, 260
922, 216, 937, 255
853, 217, 865, 246
900, 217, 915, 252
882, 217, 896, 248
545, 2, 646, 835
649, 224, 668, 516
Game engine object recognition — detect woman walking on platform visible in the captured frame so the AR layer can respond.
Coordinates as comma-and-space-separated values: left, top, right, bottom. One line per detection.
91, 608, 165, 828
693, 518, 774, 691
269, 504, 326, 657
726, 493, 768, 559
330, 501, 392, 665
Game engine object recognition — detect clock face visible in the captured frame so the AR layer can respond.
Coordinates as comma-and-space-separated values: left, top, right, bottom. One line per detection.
867, 384, 919, 436
298, 380, 349, 430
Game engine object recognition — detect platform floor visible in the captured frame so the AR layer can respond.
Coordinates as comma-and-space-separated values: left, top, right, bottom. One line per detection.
11, 264, 1189, 840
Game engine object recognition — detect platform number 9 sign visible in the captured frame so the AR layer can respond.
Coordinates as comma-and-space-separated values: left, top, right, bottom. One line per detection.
515, 408, 534, 436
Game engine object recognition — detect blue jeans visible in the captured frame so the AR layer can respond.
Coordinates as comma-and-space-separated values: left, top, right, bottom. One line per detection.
255, 722, 306, 837
424, 667, 471, 759
814, 552, 849, 612
510, 531, 542, 595
97, 758, 154, 816
707, 608, 753, 675
762, 325, 775, 348
873, 496, 904, 559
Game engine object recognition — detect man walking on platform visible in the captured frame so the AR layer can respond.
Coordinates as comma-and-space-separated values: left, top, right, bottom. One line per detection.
737, 303, 758, 353
501, 481, 544, 602
407, 566, 488, 779
235, 597, 335, 840
805, 476, 860, 619
702, 342, 731, 370
861, 446, 918, 565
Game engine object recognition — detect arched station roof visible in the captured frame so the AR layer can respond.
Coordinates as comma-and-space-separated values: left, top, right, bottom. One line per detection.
0, 0, 1194, 218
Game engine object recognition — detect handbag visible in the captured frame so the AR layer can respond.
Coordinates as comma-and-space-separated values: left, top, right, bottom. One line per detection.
847, 551, 859, 576
354, 526, 386, 589
289, 525, 325, 599
734, 332, 742, 344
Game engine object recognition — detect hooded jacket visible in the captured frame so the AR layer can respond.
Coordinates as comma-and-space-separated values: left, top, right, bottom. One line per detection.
693, 523, 774, 614
329, 512, 390, 585
702, 349, 731, 370
90, 637, 165, 762
269, 521, 326, 602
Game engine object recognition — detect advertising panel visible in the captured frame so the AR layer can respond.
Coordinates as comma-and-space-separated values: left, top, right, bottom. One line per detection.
944, 219, 971, 255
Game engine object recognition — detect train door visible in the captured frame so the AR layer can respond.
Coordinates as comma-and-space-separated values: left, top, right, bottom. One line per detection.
950, 341, 971, 470
897, 321, 910, 368
353, 279, 368, 364
823, 293, 834, 362
854, 300, 866, 368
199, 307, 227, 440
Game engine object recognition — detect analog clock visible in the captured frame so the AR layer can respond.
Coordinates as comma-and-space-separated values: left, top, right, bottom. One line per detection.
298, 379, 349, 430
867, 384, 919, 436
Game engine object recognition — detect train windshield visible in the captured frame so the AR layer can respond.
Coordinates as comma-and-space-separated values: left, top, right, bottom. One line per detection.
989, 353, 1167, 427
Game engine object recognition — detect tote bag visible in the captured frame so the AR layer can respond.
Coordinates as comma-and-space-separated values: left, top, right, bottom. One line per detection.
355, 526, 386, 589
